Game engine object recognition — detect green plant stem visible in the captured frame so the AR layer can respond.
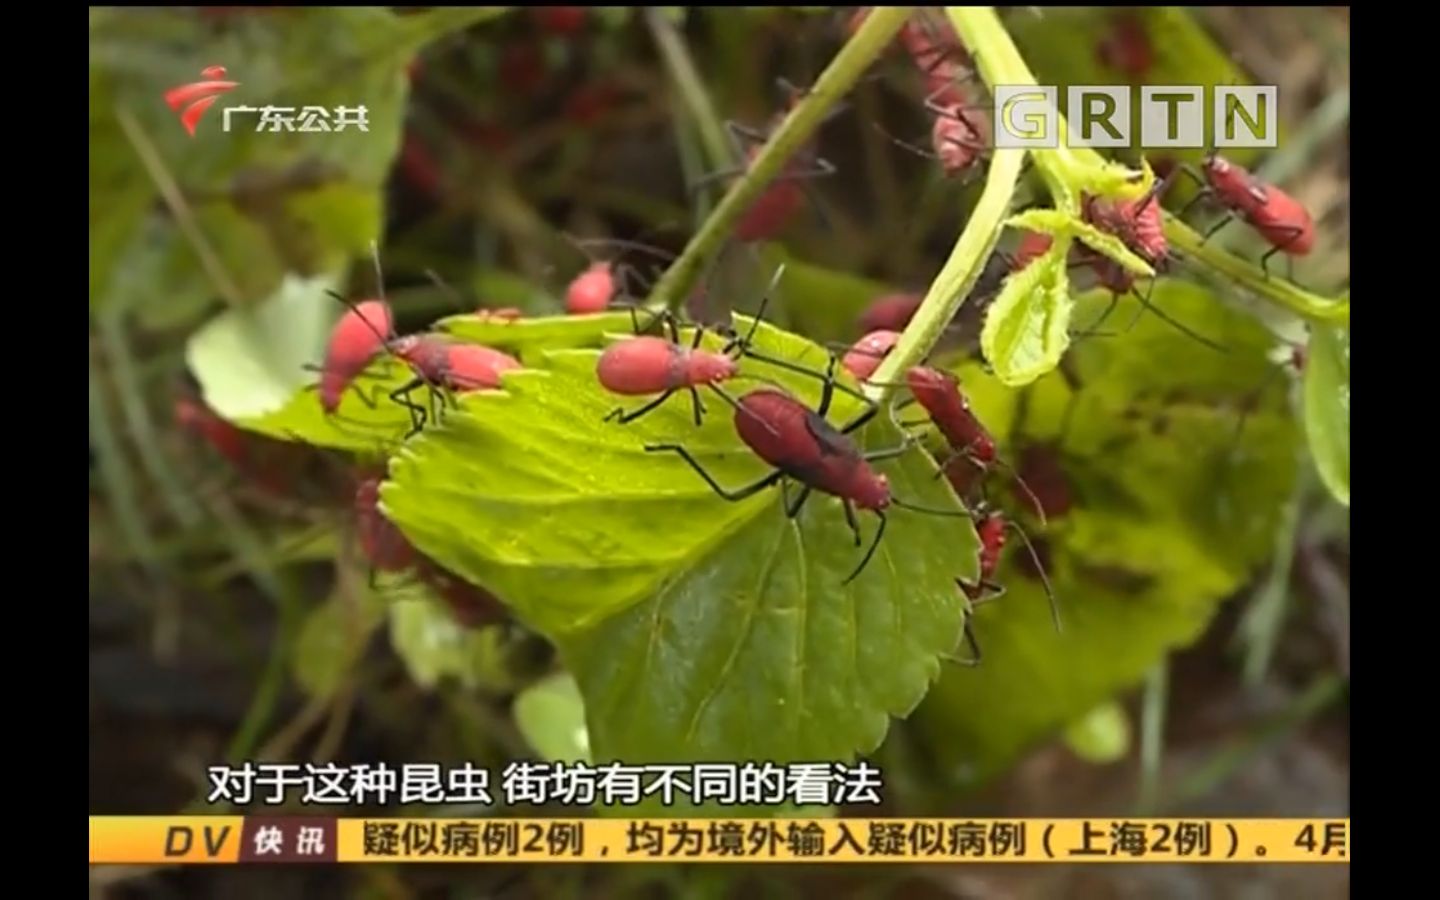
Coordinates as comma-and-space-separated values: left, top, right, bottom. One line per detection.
865, 148, 1026, 399
1240, 461, 1310, 687
89, 350, 162, 572
646, 7, 912, 313
1136, 658, 1169, 814
98, 304, 204, 529
647, 9, 735, 172
1169, 674, 1345, 808
1166, 217, 1350, 325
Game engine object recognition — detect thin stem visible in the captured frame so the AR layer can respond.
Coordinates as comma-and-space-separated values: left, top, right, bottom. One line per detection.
646, 7, 913, 313
1240, 460, 1310, 687
1166, 215, 1350, 326
1168, 674, 1346, 808
647, 9, 735, 172
1136, 657, 1169, 814
98, 304, 204, 529
114, 107, 244, 308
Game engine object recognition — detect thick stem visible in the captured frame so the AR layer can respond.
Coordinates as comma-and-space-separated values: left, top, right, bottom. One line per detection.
865, 148, 1026, 399
646, 7, 912, 313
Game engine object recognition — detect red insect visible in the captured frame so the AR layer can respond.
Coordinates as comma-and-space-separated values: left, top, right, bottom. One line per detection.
895, 14, 973, 109
175, 392, 250, 474
956, 506, 1061, 644
1182, 154, 1316, 277
566, 262, 621, 315
354, 474, 418, 581
1082, 187, 1168, 268
317, 299, 395, 414
691, 81, 838, 245
1096, 13, 1154, 78
562, 234, 676, 316
646, 354, 969, 585
842, 330, 902, 381
385, 335, 522, 431
1069, 248, 1226, 352
597, 271, 833, 426
1012, 231, 1054, 271
1012, 443, 1074, 521
858, 292, 923, 335
884, 366, 1049, 521
174, 385, 305, 498
904, 367, 996, 468
563, 80, 622, 127
415, 558, 508, 629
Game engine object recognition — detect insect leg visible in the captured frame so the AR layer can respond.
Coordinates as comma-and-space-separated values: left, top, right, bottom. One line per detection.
1200, 212, 1235, 245
603, 389, 677, 425
841, 498, 862, 547
842, 509, 887, 585
785, 484, 814, 519
1258, 225, 1307, 279
644, 444, 783, 501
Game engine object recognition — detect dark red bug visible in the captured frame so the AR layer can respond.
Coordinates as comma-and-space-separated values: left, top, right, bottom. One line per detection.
881, 366, 1049, 520
415, 558, 508, 629
1012, 443, 1074, 521
858, 292, 923, 335
498, 42, 547, 95
692, 80, 838, 245
951, 506, 1061, 665
1012, 231, 1055, 271
354, 474, 418, 578
905, 367, 996, 468
1082, 187, 1168, 268
174, 387, 307, 499
175, 393, 250, 474
1185, 154, 1316, 276
1096, 13, 1154, 78
647, 354, 968, 585
399, 133, 443, 200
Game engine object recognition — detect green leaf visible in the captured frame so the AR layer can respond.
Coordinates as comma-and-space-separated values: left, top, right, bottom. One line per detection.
438, 311, 635, 364
1303, 326, 1350, 506
293, 589, 386, 699
1062, 700, 1131, 764
1006, 209, 1155, 277
389, 594, 511, 690
514, 673, 593, 763
186, 272, 341, 421
980, 239, 1074, 386
382, 319, 980, 798
915, 278, 1301, 786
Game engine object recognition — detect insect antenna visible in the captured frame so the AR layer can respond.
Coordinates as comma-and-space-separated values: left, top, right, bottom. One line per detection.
1006, 517, 1061, 633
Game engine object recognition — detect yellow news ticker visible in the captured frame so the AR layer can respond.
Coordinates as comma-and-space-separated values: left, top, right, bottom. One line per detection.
89, 817, 1350, 864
